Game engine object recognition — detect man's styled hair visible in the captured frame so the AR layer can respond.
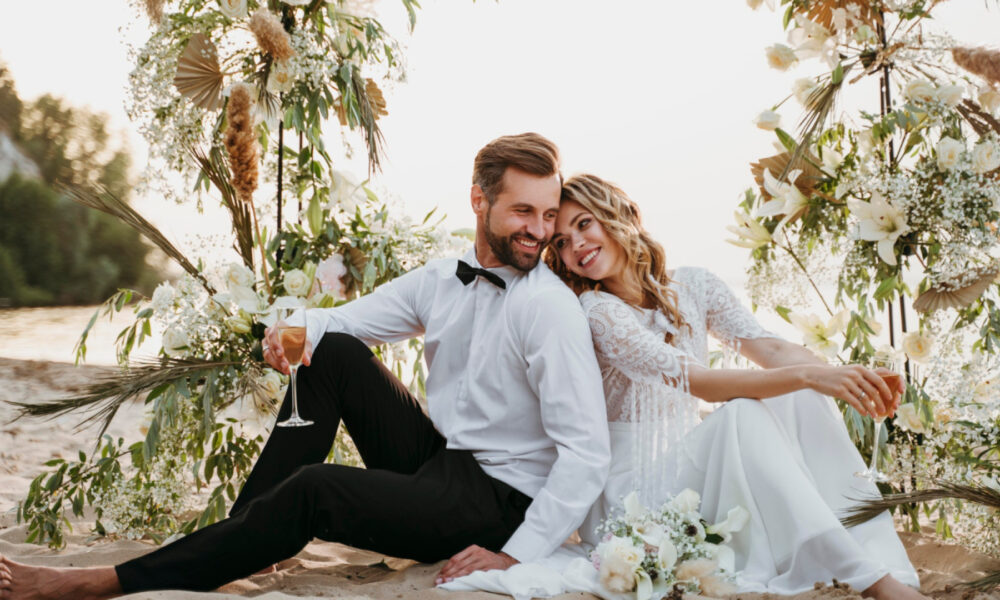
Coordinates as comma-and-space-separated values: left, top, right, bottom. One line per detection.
472, 132, 561, 204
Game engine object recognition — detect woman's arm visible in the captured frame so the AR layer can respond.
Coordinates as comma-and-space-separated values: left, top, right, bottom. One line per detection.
688, 362, 899, 418
738, 335, 827, 369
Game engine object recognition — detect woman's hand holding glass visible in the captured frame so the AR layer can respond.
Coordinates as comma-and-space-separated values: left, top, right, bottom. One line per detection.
804, 364, 898, 419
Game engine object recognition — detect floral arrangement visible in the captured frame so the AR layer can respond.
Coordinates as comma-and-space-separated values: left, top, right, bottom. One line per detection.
12, 0, 467, 549
591, 490, 747, 599
729, 0, 1000, 563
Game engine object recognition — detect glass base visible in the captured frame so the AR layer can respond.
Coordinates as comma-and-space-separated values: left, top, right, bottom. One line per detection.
854, 469, 890, 483
276, 415, 314, 428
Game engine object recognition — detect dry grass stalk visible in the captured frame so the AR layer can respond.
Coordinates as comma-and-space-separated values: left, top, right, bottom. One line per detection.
365, 78, 389, 119
224, 83, 259, 204
801, 0, 880, 34
953, 47, 1000, 88
143, 0, 165, 24
223, 83, 271, 293
250, 9, 295, 62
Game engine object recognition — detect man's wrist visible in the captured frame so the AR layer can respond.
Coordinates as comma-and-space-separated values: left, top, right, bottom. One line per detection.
498, 551, 519, 566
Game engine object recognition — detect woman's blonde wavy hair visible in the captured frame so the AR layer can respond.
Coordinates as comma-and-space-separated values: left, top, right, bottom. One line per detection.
545, 173, 687, 342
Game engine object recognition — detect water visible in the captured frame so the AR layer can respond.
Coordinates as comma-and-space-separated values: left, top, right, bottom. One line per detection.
0, 306, 162, 366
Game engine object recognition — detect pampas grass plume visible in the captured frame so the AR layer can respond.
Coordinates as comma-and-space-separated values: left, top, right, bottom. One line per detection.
250, 9, 295, 62
225, 83, 258, 203
953, 47, 1000, 88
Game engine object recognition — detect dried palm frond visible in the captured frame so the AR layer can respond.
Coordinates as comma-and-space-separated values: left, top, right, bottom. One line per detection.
751, 151, 829, 200
250, 8, 295, 62
957, 98, 1000, 138
6, 357, 243, 440
188, 145, 255, 270
780, 66, 850, 182
841, 479, 1000, 591
174, 33, 225, 111
800, 0, 881, 33
913, 264, 999, 313
60, 184, 215, 294
953, 47, 1000, 88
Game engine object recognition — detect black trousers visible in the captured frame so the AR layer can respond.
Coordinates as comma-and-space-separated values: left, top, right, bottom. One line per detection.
116, 333, 531, 593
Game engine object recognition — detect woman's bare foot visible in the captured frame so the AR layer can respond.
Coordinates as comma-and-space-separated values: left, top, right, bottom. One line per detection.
253, 564, 277, 576
0, 555, 122, 600
862, 574, 928, 600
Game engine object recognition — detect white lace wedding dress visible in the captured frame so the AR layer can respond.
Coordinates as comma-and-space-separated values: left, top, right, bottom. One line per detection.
442, 267, 920, 599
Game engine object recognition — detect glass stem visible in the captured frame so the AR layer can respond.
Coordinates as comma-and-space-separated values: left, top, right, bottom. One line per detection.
869, 420, 883, 473
290, 366, 300, 416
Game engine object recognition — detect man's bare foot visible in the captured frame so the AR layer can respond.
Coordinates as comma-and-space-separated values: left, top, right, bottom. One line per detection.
0, 554, 122, 600
862, 574, 928, 600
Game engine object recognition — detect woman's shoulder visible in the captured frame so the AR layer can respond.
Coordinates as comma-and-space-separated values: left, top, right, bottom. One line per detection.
579, 289, 626, 309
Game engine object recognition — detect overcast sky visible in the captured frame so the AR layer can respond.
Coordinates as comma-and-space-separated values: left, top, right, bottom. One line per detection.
1, 0, 997, 338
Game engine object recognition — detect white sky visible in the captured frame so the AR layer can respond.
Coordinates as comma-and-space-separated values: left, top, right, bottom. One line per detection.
1, 0, 997, 339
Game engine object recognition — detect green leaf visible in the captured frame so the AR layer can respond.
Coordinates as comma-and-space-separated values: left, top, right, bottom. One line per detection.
873, 275, 898, 301
774, 128, 798, 153
306, 193, 324, 237
774, 305, 793, 323
831, 63, 844, 85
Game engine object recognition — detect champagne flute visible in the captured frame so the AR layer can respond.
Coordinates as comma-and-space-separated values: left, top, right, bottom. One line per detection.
275, 315, 313, 428
854, 356, 900, 482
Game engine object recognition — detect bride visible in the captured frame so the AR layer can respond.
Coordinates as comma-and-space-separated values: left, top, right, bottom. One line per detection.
443, 174, 924, 599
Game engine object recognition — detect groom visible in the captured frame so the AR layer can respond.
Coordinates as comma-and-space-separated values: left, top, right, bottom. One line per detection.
0, 132, 611, 598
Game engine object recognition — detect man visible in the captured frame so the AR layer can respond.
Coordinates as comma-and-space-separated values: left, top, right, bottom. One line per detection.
0, 132, 610, 599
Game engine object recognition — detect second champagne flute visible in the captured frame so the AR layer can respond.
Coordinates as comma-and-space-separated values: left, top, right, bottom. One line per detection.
854, 356, 900, 483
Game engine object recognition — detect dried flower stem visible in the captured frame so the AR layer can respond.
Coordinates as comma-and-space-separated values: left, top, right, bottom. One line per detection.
250, 9, 296, 62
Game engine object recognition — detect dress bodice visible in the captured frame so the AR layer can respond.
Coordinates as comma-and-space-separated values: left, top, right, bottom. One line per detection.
579, 266, 778, 423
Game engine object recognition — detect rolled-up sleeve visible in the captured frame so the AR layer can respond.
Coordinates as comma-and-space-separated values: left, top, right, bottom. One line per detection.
501, 286, 611, 562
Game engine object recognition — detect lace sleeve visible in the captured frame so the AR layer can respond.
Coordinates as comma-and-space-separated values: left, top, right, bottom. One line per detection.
581, 292, 692, 386
697, 268, 781, 346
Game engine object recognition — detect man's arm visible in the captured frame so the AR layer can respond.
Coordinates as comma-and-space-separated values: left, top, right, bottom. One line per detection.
266, 266, 427, 373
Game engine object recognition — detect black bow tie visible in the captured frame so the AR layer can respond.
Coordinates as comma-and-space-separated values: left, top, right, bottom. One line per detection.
456, 260, 507, 290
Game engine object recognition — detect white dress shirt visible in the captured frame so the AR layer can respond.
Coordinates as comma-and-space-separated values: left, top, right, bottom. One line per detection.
289, 249, 610, 562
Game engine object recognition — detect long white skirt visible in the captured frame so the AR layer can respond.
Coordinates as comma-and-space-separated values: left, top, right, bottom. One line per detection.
441, 390, 920, 599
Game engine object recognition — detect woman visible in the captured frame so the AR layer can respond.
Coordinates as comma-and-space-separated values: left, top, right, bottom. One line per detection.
443, 174, 923, 599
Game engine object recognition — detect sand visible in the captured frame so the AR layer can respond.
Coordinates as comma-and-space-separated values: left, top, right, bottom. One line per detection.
1, 357, 998, 600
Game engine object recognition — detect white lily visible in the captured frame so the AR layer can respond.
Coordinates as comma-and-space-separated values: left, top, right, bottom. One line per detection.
847, 192, 908, 266
789, 310, 848, 358
668, 488, 701, 514
657, 538, 678, 573
726, 211, 772, 249
756, 168, 808, 231
706, 506, 750, 544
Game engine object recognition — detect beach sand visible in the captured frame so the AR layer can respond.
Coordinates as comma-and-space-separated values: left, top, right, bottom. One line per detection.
1, 357, 998, 600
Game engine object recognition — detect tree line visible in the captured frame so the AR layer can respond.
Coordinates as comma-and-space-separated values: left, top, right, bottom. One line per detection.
0, 60, 159, 306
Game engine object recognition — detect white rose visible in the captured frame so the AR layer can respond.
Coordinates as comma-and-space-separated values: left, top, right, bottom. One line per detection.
596, 537, 642, 593
668, 488, 701, 514
936, 137, 964, 171
225, 312, 253, 334
754, 110, 781, 131
151, 282, 175, 314
259, 370, 285, 401
765, 44, 798, 71
283, 0, 311, 4
218, 0, 247, 19
894, 403, 927, 435
901, 331, 933, 363
162, 326, 190, 358
792, 77, 821, 108
283, 268, 313, 297
904, 79, 936, 103
746, 0, 774, 9
267, 60, 296, 95
935, 84, 965, 108
226, 262, 256, 290
979, 87, 1000, 115
972, 141, 1000, 174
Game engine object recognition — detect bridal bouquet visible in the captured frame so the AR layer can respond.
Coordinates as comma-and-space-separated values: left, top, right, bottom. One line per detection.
592, 490, 748, 600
